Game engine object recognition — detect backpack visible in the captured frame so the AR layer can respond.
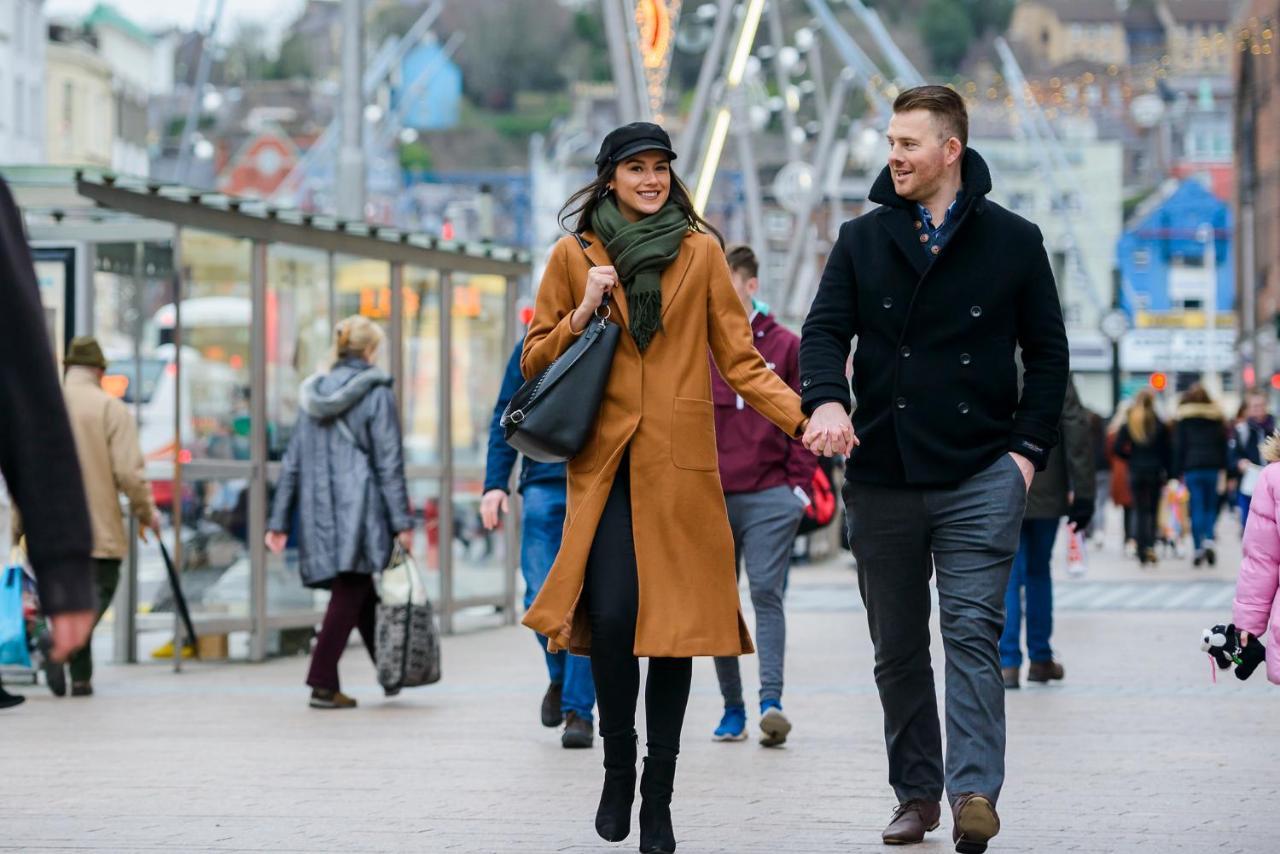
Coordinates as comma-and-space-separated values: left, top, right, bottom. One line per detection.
796, 459, 837, 535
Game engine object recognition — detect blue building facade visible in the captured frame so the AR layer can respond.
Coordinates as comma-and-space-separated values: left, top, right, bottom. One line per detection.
1117, 178, 1233, 316
395, 42, 462, 131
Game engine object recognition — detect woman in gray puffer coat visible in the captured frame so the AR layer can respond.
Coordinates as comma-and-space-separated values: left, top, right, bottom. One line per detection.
266, 315, 412, 709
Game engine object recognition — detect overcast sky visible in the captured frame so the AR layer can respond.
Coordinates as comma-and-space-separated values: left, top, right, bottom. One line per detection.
45, 0, 308, 45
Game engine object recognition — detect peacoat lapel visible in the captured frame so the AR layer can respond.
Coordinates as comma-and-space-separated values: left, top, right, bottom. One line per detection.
874, 207, 930, 279
658, 231, 697, 321
578, 230, 629, 328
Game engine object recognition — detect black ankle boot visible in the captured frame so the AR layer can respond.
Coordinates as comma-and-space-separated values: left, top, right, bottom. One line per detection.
638, 757, 677, 853
595, 733, 637, 842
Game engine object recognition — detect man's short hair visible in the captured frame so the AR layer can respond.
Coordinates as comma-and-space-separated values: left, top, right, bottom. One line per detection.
892, 85, 968, 147
725, 244, 758, 279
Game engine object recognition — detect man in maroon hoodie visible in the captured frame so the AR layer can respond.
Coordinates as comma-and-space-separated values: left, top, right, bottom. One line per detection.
710, 245, 818, 746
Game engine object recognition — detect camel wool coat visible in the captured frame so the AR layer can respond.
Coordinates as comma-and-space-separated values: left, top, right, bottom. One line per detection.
520, 228, 807, 658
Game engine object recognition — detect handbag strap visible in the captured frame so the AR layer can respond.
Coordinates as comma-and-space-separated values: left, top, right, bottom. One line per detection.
333, 416, 369, 458
388, 542, 425, 603
573, 232, 612, 317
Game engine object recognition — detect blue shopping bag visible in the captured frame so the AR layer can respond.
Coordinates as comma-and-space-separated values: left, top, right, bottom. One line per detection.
0, 564, 31, 668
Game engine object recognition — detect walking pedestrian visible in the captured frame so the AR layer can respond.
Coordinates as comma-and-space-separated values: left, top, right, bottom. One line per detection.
708, 244, 818, 747
1172, 383, 1228, 566
1107, 407, 1136, 553
0, 176, 95, 710
799, 86, 1069, 852
1084, 408, 1110, 546
1233, 431, 1280, 685
1114, 389, 1172, 566
265, 315, 413, 710
520, 122, 807, 854
57, 337, 161, 696
1228, 388, 1275, 529
481, 336, 596, 749
999, 379, 1093, 689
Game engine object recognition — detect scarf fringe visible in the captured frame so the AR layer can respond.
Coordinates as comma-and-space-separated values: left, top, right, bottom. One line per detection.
629, 288, 663, 351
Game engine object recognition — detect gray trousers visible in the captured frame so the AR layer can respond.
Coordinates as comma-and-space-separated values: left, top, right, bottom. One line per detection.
713, 485, 807, 707
844, 455, 1026, 805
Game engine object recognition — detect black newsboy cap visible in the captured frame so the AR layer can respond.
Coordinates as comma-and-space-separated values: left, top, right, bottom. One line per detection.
594, 122, 677, 175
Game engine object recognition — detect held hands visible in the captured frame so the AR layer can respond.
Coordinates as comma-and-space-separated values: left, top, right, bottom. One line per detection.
571, 266, 619, 332
480, 489, 510, 531
802, 402, 858, 457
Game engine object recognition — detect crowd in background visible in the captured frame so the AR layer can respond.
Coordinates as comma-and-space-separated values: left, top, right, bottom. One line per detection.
1101, 383, 1274, 568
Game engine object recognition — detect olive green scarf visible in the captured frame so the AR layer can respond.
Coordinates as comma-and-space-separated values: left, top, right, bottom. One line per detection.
590, 197, 689, 352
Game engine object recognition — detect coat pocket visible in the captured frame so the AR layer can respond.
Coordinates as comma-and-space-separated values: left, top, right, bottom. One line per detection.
671, 397, 718, 471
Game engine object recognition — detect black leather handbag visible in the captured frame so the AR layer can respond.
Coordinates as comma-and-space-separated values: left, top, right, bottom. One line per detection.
501, 242, 620, 462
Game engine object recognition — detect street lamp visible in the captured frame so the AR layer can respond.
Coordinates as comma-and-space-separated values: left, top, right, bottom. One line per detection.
1197, 222, 1220, 397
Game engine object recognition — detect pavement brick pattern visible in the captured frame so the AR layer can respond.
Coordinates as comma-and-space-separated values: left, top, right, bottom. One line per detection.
1, 512, 1276, 853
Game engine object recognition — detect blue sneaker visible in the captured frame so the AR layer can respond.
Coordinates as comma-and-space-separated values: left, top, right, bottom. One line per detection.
712, 705, 747, 741
759, 699, 791, 747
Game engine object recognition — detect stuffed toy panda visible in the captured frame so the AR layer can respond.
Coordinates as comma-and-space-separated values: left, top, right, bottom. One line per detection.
1200, 623, 1266, 681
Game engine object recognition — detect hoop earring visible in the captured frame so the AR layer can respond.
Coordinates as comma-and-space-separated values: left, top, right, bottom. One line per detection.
599, 185, 612, 199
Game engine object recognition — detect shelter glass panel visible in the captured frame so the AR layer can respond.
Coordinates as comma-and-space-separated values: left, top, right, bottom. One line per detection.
402, 265, 441, 465
175, 230, 253, 462
266, 244, 331, 461
449, 272, 510, 471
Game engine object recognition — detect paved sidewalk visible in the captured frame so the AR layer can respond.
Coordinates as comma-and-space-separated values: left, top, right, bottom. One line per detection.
1, 526, 1276, 853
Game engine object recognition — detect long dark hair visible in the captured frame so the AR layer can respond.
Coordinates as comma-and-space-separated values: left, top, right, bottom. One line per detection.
558, 160, 724, 246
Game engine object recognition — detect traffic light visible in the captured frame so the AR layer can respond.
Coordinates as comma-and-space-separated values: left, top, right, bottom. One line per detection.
1149, 372, 1168, 391
1271, 373, 1280, 391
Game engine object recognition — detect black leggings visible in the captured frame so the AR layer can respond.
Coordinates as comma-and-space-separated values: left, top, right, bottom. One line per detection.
585, 452, 692, 762
1131, 474, 1162, 553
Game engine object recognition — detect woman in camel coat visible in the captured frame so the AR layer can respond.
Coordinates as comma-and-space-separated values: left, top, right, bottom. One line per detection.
521, 122, 806, 854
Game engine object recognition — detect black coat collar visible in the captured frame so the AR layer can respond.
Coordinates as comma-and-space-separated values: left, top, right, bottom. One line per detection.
868, 147, 993, 210
870, 148, 992, 277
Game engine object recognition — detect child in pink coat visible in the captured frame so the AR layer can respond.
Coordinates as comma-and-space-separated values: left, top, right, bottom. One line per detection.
1235, 433, 1280, 684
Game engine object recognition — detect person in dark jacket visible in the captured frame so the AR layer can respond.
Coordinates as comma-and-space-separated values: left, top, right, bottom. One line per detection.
480, 337, 596, 749
1172, 384, 1228, 566
1114, 389, 1172, 566
1228, 388, 1275, 528
0, 176, 95, 709
709, 245, 818, 747
799, 86, 1068, 850
266, 315, 412, 709
1000, 379, 1094, 689
1085, 408, 1110, 544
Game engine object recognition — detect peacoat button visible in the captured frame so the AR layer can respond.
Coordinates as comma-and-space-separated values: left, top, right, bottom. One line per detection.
900, 345, 911, 358
914, 220, 923, 229
896, 397, 907, 409
919, 233, 929, 243
882, 296, 894, 309
930, 245, 941, 255
970, 305, 983, 317
958, 402, 970, 415
960, 353, 972, 365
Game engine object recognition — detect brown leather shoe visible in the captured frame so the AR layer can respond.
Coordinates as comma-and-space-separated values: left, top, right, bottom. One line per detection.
881, 799, 941, 845
1001, 667, 1019, 689
1026, 659, 1064, 683
951, 793, 1000, 853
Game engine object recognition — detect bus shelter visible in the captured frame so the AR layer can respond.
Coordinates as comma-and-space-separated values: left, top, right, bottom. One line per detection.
5, 166, 531, 663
